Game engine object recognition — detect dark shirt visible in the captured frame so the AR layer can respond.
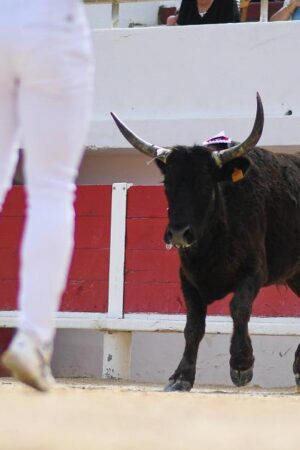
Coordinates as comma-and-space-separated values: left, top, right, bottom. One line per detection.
177, 0, 240, 25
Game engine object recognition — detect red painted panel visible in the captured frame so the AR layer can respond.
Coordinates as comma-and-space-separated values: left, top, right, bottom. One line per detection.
0, 185, 111, 313
0, 280, 18, 310
125, 249, 179, 283
0, 278, 109, 313
127, 186, 167, 218
74, 217, 110, 249
69, 249, 109, 280
74, 185, 111, 217
208, 287, 300, 317
124, 282, 185, 314
1, 188, 26, 216
253, 286, 300, 317
0, 249, 19, 278
126, 218, 167, 250
0, 185, 112, 218
124, 186, 300, 317
0, 218, 24, 248
125, 281, 300, 317
61, 280, 108, 312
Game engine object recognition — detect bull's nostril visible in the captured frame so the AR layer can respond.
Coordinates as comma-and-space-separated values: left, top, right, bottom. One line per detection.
165, 228, 173, 244
183, 226, 192, 242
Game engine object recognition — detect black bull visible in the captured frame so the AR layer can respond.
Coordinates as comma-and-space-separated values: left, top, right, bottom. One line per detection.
112, 94, 300, 391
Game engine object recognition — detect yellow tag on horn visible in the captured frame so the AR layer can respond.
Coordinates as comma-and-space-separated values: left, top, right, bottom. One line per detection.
232, 168, 244, 183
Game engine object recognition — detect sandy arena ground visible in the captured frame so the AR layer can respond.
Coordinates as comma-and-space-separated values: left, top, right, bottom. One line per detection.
0, 379, 300, 450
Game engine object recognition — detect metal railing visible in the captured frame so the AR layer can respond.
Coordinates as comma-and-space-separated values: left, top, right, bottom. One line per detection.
260, 0, 269, 21
84, 0, 156, 27
84, 0, 269, 27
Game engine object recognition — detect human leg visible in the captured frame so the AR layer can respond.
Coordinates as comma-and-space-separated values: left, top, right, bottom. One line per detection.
18, 88, 93, 345
16, 7, 94, 346
2, 8, 94, 390
3, 64, 93, 393
0, 83, 20, 209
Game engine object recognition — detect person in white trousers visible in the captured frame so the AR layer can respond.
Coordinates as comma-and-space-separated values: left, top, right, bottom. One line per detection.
0, 0, 94, 391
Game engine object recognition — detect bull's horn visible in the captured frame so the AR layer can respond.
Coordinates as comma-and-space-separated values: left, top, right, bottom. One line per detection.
212, 93, 264, 168
111, 112, 171, 163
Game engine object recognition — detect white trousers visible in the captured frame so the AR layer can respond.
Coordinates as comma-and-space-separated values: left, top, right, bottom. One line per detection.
0, 0, 94, 343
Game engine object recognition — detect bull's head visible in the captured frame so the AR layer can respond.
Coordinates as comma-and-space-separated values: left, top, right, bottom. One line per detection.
111, 93, 264, 249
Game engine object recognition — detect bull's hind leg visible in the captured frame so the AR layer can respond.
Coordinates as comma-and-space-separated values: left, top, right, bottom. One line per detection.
287, 275, 300, 386
293, 344, 300, 386
229, 274, 262, 387
164, 271, 207, 392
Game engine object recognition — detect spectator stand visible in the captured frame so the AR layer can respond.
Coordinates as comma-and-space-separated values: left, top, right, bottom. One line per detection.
85, 0, 275, 27
246, 1, 284, 22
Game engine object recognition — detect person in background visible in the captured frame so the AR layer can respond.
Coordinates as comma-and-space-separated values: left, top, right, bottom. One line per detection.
166, 0, 240, 26
0, 0, 94, 392
270, 0, 300, 20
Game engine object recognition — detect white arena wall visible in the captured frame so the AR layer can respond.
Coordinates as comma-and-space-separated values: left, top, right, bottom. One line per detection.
53, 18, 300, 387
80, 20, 300, 185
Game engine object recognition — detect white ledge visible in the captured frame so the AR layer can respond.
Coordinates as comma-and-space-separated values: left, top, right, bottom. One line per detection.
1, 312, 300, 336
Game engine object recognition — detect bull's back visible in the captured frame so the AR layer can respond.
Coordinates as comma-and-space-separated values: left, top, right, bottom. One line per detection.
251, 149, 300, 283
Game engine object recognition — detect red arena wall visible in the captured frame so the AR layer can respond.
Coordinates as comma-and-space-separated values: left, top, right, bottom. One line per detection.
0, 185, 298, 317
124, 186, 300, 316
0, 186, 111, 313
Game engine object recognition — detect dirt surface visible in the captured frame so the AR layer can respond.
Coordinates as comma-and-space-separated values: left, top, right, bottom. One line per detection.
0, 378, 300, 450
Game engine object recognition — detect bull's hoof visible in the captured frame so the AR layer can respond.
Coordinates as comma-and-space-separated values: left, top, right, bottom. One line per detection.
295, 374, 300, 387
164, 379, 192, 392
230, 367, 253, 387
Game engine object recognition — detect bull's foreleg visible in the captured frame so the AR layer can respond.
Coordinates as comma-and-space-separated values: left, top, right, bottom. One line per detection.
286, 275, 300, 386
229, 274, 261, 387
293, 344, 300, 387
164, 272, 207, 392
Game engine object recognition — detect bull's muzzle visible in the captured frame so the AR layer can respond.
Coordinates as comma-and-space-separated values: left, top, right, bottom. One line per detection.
165, 225, 195, 249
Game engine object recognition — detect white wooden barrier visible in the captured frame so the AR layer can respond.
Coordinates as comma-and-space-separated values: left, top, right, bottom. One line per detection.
1, 182, 300, 381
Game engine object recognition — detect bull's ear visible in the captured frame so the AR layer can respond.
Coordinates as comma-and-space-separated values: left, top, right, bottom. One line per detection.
218, 157, 251, 183
155, 158, 167, 174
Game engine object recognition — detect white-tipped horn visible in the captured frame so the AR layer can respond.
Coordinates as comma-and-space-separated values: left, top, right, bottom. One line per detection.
212, 93, 264, 167
111, 112, 171, 163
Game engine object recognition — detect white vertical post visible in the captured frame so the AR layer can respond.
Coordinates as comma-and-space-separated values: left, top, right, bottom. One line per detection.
107, 182, 131, 319
103, 332, 132, 379
260, 0, 268, 22
112, 0, 119, 27
103, 183, 132, 380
